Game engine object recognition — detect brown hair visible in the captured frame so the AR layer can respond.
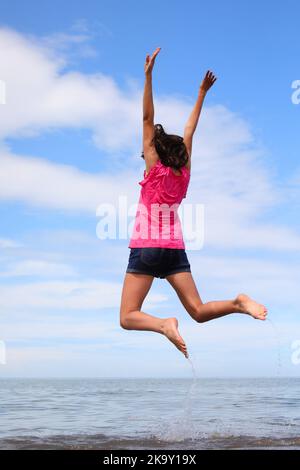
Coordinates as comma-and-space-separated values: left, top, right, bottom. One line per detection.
141, 123, 189, 170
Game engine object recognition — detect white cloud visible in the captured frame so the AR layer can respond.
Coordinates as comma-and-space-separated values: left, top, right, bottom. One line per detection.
2, 318, 299, 378
0, 149, 137, 212
39, 31, 98, 59
0, 279, 168, 311
0, 259, 77, 278
1, 317, 118, 341
0, 238, 22, 248
189, 253, 300, 308
0, 26, 140, 150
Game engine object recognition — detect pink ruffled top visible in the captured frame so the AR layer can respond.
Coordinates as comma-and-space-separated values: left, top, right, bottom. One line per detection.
129, 159, 190, 249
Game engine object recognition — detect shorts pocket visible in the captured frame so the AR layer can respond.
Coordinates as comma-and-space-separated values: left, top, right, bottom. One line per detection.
140, 248, 164, 266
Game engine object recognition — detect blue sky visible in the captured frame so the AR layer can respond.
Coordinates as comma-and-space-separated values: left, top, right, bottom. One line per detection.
0, 0, 299, 377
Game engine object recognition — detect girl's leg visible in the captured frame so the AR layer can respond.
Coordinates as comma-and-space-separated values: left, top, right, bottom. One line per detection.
166, 272, 267, 323
120, 272, 188, 356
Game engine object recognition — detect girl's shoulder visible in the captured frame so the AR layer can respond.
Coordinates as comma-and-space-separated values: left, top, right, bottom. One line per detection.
139, 160, 190, 187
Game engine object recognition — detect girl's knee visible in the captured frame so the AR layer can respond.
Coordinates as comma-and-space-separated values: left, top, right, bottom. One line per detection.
189, 301, 204, 323
120, 315, 130, 330
120, 309, 134, 330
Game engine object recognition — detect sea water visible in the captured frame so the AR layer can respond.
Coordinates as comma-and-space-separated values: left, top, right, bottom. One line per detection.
0, 375, 299, 449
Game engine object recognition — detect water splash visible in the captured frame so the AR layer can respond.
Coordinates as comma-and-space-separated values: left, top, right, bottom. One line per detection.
153, 353, 199, 443
151, 318, 284, 443
183, 355, 197, 411
187, 356, 197, 379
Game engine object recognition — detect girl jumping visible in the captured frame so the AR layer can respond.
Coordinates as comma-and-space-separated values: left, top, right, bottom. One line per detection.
120, 47, 268, 358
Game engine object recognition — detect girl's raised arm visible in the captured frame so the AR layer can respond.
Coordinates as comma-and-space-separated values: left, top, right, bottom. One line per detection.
142, 47, 161, 174
184, 70, 217, 170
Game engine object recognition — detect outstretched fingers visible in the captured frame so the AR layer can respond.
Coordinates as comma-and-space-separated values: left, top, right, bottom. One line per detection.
201, 70, 217, 92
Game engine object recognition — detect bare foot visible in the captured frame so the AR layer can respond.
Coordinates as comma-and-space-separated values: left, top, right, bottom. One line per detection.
235, 293, 268, 320
162, 317, 188, 358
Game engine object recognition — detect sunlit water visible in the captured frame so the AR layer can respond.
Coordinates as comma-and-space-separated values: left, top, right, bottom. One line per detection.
0, 376, 299, 449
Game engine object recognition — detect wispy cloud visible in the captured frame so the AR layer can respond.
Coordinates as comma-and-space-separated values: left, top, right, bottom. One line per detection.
0, 260, 77, 278
0, 149, 136, 211
0, 279, 168, 310
0, 238, 23, 249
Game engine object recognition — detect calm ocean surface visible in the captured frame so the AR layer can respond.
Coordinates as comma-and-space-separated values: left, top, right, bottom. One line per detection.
0, 377, 299, 449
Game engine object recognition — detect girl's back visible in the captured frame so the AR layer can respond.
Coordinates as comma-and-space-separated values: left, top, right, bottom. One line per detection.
128, 159, 190, 249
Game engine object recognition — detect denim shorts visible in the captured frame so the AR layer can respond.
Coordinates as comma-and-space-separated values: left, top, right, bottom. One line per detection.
126, 247, 191, 279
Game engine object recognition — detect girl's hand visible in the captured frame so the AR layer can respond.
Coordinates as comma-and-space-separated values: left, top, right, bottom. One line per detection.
200, 70, 217, 93
144, 47, 161, 76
